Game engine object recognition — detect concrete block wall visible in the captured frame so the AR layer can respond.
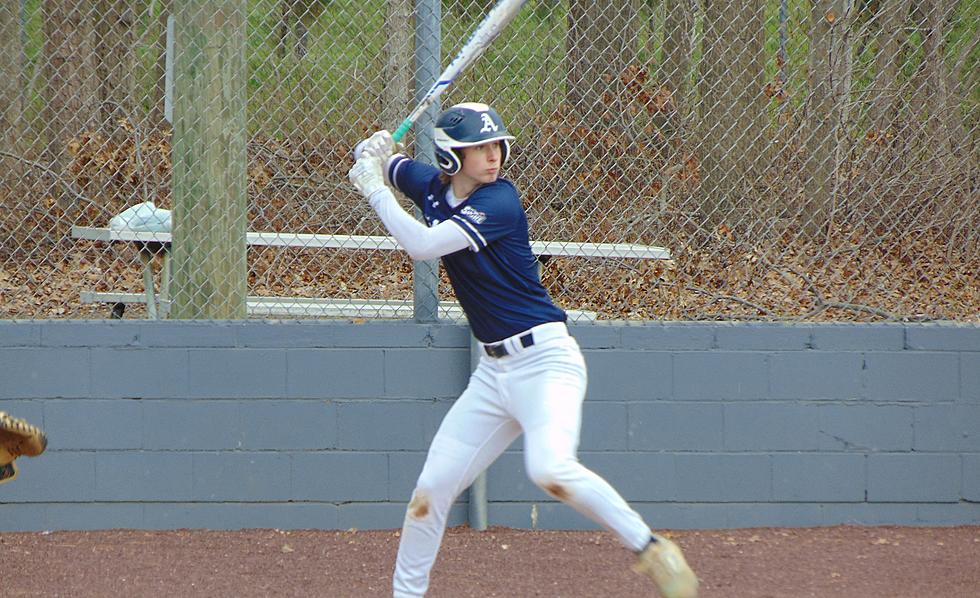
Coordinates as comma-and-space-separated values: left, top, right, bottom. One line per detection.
1, 320, 977, 532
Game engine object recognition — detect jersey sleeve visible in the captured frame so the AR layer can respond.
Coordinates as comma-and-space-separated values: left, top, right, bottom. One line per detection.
386, 154, 440, 210
448, 180, 522, 252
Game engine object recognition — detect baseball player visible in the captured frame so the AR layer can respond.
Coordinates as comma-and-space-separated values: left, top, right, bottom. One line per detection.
348, 102, 698, 598
0, 411, 48, 485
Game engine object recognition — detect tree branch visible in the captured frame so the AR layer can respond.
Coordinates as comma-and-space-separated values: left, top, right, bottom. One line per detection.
0, 150, 100, 208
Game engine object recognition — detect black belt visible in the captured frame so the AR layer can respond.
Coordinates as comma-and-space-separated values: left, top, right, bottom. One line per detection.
484, 332, 534, 358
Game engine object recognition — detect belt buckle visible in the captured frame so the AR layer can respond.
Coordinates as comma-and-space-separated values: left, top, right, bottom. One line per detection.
484, 332, 535, 358
485, 343, 508, 358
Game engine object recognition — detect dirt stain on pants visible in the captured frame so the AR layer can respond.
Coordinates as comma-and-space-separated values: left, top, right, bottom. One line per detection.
408, 492, 430, 520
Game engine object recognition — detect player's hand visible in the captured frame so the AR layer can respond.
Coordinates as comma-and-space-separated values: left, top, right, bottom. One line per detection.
353, 130, 395, 161
348, 155, 387, 199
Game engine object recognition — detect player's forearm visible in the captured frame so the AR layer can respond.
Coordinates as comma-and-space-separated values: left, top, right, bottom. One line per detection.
368, 188, 468, 261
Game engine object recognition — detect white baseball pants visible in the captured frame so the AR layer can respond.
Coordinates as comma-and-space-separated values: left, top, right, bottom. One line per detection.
392, 322, 653, 598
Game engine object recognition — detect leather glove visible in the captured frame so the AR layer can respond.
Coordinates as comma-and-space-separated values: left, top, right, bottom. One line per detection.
0, 411, 48, 485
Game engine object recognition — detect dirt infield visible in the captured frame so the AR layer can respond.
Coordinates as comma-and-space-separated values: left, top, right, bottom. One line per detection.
2, 525, 979, 597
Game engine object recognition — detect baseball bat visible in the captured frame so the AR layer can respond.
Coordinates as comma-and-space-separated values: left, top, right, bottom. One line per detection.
390, 0, 529, 143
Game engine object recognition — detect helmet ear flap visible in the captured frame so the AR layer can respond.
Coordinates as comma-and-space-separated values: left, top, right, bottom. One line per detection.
435, 147, 462, 176
500, 139, 511, 167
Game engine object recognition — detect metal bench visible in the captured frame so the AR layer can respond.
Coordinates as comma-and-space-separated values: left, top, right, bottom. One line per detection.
71, 225, 671, 320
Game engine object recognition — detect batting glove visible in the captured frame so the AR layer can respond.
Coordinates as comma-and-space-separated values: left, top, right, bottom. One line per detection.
353, 130, 396, 161
349, 155, 388, 202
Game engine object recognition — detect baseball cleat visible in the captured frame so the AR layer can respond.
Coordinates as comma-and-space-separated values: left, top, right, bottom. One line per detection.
632, 534, 699, 598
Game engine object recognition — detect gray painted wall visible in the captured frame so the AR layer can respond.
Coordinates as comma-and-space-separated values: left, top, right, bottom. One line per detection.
1, 320, 978, 532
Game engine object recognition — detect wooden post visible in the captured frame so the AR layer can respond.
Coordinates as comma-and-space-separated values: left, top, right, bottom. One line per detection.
169, 0, 247, 319
1, 0, 22, 178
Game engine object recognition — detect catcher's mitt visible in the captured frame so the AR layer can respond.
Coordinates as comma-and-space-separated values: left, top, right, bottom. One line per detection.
0, 411, 48, 485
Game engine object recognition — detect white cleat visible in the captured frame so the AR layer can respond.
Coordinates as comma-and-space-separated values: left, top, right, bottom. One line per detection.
632, 534, 699, 598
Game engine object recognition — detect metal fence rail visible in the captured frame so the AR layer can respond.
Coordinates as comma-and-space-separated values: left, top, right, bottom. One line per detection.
0, 0, 976, 322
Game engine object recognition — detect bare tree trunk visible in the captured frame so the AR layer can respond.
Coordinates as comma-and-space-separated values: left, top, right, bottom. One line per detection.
95, 0, 136, 141
854, 0, 908, 221
566, 0, 639, 122
919, 0, 970, 228
921, 0, 963, 157
802, 0, 849, 237
697, 0, 769, 230
698, 0, 731, 226
1, 0, 23, 177
736, 0, 770, 178
610, 0, 640, 69
662, 0, 694, 125
42, 0, 99, 208
870, 0, 911, 131
279, 0, 324, 59
278, 1, 300, 59
278, 0, 289, 58
382, 0, 412, 130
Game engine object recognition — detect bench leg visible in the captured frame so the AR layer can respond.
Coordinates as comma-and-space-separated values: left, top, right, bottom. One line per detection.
139, 250, 158, 320
159, 252, 171, 318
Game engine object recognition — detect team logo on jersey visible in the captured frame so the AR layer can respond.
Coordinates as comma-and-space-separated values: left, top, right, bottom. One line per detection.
480, 113, 499, 133
460, 206, 487, 224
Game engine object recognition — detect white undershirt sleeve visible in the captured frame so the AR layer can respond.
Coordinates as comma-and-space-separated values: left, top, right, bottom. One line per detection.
368, 187, 472, 261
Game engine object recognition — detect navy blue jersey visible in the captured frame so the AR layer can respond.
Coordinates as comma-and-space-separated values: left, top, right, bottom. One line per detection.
388, 155, 566, 342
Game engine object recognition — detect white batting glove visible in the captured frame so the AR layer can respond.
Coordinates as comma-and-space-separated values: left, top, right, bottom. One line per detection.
348, 155, 388, 200
353, 130, 396, 161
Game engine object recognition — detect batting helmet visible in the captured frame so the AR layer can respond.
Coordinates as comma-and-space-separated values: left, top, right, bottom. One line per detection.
434, 102, 515, 176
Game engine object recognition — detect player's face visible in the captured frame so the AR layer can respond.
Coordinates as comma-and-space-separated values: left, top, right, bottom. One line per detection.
458, 141, 502, 185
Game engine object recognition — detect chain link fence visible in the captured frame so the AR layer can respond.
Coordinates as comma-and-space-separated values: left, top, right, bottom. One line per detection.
0, 0, 976, 322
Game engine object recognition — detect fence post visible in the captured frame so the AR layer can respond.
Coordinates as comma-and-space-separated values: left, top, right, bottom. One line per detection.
412, 0, 440, 323
169, 0, 247, 319
468, 334, 489, 531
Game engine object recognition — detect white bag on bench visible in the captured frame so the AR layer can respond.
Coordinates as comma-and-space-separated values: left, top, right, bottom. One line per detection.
109, 201, 172, 233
